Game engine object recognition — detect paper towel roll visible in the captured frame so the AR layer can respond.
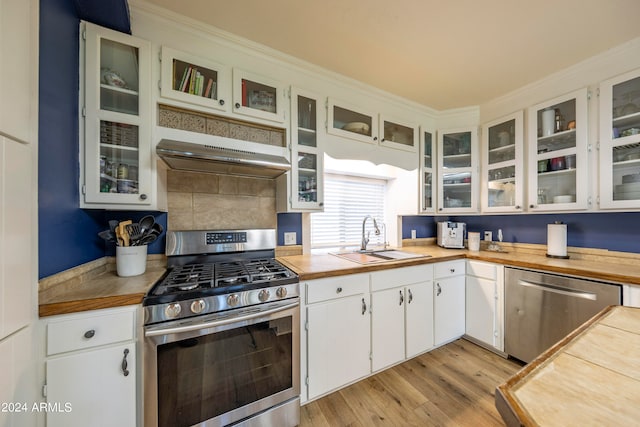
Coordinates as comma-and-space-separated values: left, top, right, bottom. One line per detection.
547, 222, 568, 258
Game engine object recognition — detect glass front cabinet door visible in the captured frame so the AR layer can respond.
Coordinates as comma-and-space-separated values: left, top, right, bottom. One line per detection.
437, 127, 479, 213
419, 128, 435, 213
233, 69, 285, 123
289, 87, 323, 211
481, 111, 524, 212
160, 46, 229, 112
379, 115, 418, 152
599, 69, 640, 209
326, 98, 377, 144
81, 22, 151, 207
527, 88, 588, 211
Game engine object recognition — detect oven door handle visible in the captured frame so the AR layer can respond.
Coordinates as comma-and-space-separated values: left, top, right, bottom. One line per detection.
145, 301, 299, 337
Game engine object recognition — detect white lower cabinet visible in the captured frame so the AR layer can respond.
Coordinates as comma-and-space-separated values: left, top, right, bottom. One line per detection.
434, 260, 466, 346
465, 260, 504, 352
305, 274, 370, 400
370, 265, 433, 372
43, 306, 138, 427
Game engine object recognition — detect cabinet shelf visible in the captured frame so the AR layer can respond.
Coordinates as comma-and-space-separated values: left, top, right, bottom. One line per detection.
537, 168, 576, 177
488, 143, 515, 153
100, 142, 139, 152
537, 128, 575, 143
443, 182, 471, 187
298, 127, 316, 135
613, 111, 640, 127
100, 83, 138, 96
299, 168, 317, 174
613, 158, 640, 167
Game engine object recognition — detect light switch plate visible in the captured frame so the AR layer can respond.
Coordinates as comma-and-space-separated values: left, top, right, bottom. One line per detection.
284, 232, 297, 245
484, 231, 492, 242
411, 230, 417, 239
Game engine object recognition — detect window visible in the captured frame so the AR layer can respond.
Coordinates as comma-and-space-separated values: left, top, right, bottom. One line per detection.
311, 173, 386, 249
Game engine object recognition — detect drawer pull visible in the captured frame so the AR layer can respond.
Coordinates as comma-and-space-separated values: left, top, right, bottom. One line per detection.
436, 283, 442, 296
399, 290, 404, 306
408, 289, 413, 304
361, 298, 367, 315
121, 349, 130, 377
336, 287, 343, 294
84, 330, 95, 339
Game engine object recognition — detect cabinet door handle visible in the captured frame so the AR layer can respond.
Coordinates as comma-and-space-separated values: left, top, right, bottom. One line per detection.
408, 289, 413, 304
450, 268, 455, 273
121, 348, 130, 377
235, 102, 241, 109
399, 290, 404, 306
530, 204, 535, 209
361, 298, 367, 315
84, 329, 95, 339
336, 287, 343, 294
436, 283, 442, 296
219, 99, 225, 106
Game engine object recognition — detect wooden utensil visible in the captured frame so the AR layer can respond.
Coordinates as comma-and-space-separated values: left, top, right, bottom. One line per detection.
118, 220, 132, 247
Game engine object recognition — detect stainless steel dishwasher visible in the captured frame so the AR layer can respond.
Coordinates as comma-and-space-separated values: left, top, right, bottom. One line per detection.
505, 267, 621, 363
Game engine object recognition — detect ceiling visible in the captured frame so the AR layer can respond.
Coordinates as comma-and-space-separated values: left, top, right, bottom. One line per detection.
141, 0, 640, 110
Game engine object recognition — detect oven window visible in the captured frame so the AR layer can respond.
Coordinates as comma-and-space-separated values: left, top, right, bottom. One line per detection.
157, 317, 293, 427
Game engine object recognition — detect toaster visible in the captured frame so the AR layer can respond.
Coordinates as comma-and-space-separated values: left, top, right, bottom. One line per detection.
437, 222, 466, 249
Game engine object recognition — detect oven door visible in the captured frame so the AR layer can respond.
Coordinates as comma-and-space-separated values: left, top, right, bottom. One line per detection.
144, 299, 300, 427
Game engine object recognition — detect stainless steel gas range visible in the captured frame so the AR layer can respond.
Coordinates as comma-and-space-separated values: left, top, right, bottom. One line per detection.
143, 229, 300, 427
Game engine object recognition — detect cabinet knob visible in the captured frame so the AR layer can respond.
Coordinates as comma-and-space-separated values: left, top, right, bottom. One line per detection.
84, 329, 95, 339
121, 348, 130, 377
139, 194, 147, 201
373, 136, 378, 141
319, 202, 324, 207
336, 287, 343, 293
450, 268, 455, 273
219, 99, 225, 106
515, 205, 521, 209
529, 204, 535, 209
235, 102, 241, 109
439, 208, 443, 211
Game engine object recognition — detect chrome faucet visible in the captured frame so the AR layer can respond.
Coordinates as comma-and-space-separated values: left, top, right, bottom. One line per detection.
361, 215, 381, 251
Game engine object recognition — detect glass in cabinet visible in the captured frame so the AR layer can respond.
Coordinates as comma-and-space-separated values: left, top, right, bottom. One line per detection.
290, 88, 323, 210
419, 128, 435, 212
527, 88, 588, 211
380, 115, 418, 152
327, 98, 377, 144
481, 111, 524, 212
233, 69, 285, 123
437, 127, 478, 212
160, 46, 229, 112
81, 22, 151, 207
599, 69, 640, 208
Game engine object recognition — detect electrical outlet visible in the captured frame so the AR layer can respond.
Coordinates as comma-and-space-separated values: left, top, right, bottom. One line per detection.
284, 232, 297, 245
484, 231, 492, 242
411, 230, 417, 239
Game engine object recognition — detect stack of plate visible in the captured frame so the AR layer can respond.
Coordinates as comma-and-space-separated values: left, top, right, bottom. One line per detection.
615, 181, 640, 200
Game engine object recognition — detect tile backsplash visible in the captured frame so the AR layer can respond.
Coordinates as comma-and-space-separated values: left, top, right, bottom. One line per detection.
167, 170, 277, 230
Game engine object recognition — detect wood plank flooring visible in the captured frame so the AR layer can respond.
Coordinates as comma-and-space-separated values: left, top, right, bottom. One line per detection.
300, 339, 523, 427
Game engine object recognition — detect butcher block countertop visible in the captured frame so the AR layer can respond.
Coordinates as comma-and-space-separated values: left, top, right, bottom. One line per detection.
39, 243, 640, 316
496, 305, 640, 426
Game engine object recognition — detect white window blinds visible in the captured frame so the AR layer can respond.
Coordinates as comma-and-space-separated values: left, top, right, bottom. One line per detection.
311, 174, 386, 249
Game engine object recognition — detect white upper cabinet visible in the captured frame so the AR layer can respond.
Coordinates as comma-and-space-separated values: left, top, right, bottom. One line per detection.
327, 98, 378, 144
160, 46, 230, 112
379, 114, 418, 152
419, 127, 436, 213
232, 68, 286, 123
599, 68, 640, 209
527, 88, 589, 211
437, 127, 479, 213
81, 21, 153, 208
481, 111, 524, 213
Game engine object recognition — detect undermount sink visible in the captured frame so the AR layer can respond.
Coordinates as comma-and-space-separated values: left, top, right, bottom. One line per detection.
331, 249, 430, 264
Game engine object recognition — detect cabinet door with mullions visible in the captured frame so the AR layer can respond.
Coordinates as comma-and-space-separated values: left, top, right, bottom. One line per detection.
599, 69, 640, 209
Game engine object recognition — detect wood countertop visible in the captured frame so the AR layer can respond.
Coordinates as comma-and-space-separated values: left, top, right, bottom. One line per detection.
496, 305, 640, 426
39, 244, 640, 317
279, 245, 640, 285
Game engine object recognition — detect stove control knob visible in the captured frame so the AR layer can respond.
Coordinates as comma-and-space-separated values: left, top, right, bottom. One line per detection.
258, 289, 270, 302
165, 303, 181, 319
190, 299, 206, 314
227, 294, 240, 307
276, 287, 288, 298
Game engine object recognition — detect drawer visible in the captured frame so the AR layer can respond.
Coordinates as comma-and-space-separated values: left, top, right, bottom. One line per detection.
370, 264, 433, 292
466, 260, 497, 280
434, 260, 465, 279
306, 273, 369, 304
47, 308, 135, 356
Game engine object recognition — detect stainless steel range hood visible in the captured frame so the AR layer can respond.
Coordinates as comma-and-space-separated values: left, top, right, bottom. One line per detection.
156, 139, 291, 179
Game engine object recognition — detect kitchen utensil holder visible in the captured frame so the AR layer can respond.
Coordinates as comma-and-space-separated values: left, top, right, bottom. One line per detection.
116, 245, 147, 277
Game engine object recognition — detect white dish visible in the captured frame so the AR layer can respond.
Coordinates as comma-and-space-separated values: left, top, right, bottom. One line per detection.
342, 122, 370, 135
616, 182, 640, 193
553, 195, 575, 203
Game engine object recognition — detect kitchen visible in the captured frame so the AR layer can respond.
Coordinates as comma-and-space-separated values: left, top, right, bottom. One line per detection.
4, 0, 640, 426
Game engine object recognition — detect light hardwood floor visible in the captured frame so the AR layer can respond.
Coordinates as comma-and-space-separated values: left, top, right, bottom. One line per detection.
300, 339, 523, 427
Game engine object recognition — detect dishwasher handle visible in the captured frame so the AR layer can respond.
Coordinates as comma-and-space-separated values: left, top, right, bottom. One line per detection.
517, 279, 597, 301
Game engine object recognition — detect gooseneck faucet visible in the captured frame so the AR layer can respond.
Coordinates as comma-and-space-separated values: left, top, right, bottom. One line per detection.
361, 215, 381, 251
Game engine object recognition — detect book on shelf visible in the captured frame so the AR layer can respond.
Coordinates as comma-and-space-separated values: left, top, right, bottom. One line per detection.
188, 68, 198, 94
179, 66, 192, 92
204, 78, 213, 98
196, 73, 204, 96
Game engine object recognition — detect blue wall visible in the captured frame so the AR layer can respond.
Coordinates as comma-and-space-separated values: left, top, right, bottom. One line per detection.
401, 213, 640, 254
38, 0, 164, 279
